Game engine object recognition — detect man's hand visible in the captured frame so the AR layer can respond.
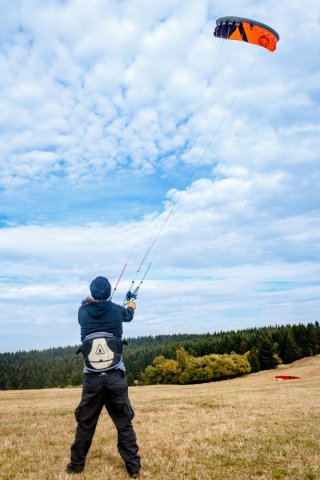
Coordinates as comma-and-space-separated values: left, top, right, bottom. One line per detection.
127, 301, 137, 310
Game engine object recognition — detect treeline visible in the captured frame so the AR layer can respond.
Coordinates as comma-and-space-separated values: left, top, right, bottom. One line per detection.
123, 322, 320, 385
0, 347, 83, 390
0, 322, 319, 390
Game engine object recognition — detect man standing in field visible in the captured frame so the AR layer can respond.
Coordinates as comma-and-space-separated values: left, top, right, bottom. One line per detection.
67, 276, 141, 478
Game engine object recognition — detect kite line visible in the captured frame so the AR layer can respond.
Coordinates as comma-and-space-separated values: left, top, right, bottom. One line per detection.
115, 16, 279, 304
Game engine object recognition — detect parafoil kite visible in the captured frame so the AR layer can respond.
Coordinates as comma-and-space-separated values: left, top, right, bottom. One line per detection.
274, 375, 301, 381
214, 16, 280, 52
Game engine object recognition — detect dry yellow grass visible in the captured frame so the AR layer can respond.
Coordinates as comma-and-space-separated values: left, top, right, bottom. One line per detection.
0, 356, 319, 480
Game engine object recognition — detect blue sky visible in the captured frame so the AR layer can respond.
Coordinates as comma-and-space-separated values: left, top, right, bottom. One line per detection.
1, 0, 320, 352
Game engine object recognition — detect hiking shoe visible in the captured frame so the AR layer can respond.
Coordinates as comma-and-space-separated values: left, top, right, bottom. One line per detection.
129, 472, 140, 479
66, 463, 84, 474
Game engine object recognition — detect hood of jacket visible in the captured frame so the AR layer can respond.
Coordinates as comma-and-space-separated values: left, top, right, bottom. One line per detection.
81, 299, 113, 318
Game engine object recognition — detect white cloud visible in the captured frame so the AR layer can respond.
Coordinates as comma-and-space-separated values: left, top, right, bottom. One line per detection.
0, 0, 320, 351
1, 173, 319, 351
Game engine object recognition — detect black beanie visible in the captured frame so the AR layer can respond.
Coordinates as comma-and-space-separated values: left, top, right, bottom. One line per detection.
90, 276, 111, 300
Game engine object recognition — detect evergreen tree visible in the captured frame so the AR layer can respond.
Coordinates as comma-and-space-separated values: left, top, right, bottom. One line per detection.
306, 323, 318, 356
283, 328, 301, 364
247, 348, 260, 372
257, 331, 279, 370
234, 332, 248, 354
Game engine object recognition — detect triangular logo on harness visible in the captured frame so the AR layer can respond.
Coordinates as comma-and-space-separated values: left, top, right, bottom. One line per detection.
96, 344, 105, 355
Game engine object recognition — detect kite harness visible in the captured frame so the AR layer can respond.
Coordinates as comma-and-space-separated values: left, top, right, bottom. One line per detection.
76, 332, 128, 372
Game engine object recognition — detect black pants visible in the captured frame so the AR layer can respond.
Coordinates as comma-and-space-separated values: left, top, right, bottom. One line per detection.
70, 369, 140, 474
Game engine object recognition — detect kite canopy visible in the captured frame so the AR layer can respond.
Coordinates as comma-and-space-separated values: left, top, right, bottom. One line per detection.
274, 375, 301, 381
214, 16, 280, 52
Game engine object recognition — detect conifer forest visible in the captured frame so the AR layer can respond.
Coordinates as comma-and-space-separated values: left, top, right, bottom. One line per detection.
0, 322, 319, 390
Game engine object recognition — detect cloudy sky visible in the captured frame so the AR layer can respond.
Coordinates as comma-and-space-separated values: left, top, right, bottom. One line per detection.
0, 0, 319, 352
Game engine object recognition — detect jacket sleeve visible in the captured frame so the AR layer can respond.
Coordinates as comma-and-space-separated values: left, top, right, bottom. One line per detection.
122, 306, 135, 323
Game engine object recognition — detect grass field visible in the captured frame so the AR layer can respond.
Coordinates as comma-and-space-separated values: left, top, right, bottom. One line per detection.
0, 356, 319, 480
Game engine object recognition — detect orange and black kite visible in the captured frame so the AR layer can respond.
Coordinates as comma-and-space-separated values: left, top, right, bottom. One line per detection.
214, 16, 280, 52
